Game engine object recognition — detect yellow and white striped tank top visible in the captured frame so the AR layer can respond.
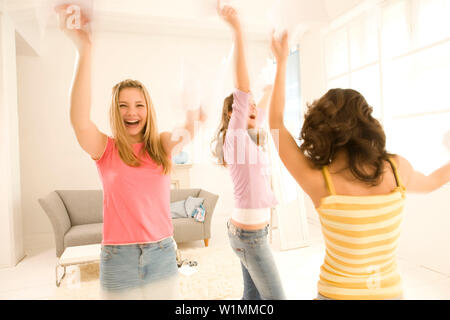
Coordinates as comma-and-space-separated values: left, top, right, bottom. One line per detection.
316, 158, 406, 300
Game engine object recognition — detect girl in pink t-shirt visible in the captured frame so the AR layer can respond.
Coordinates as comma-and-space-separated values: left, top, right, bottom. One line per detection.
212, 2, 285, 300
56, 5, 205, 299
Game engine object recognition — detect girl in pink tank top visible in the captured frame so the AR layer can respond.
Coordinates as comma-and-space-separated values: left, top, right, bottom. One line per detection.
56, 6, 205, 299
212, 2, 285, 300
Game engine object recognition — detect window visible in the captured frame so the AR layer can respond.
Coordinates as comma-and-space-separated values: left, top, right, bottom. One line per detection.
323, 0, 450, 175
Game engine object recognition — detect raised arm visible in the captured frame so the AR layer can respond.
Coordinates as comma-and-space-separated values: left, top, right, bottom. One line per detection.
396, 156, 450, 194
269, 32, 319, 195
217, 0, 250, 93
257, 85, 273, 110
55, 4, 106, 160
255, 85, 272, 127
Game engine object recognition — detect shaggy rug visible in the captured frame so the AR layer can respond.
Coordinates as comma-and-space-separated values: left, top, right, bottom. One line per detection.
53, 245, 243, 300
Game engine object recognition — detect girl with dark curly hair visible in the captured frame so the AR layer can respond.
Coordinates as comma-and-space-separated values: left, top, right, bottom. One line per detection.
269, 32, 450, 300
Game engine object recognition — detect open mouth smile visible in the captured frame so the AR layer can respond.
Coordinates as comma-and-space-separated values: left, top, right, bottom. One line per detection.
124, 120, 140, 128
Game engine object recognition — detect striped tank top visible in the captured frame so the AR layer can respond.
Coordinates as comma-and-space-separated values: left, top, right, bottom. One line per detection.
316, 158, 406, 300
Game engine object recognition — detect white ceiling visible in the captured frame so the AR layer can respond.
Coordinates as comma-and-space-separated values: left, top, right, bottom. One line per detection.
89, 0, 364, 37
90, 0, 364, 23
5, 0, 365, 44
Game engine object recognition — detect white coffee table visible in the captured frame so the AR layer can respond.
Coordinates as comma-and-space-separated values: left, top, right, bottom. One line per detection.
56, 244, 101, 287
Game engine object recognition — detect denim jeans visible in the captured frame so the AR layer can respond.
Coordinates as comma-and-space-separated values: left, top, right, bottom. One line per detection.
99, 237, 180, 300
227, 220, 286, 300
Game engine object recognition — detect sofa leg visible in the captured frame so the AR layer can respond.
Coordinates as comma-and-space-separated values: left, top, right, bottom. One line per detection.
56, 264, 66, 287
204, 239, 209, 247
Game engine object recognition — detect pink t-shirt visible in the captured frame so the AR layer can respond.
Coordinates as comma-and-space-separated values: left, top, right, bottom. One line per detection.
94, 137, 173, 245
224, 89, 278, 209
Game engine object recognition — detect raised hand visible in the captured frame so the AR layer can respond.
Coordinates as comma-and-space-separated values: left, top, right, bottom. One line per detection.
270, 31, 289, 64
55, 3, 91, 52
217, 0, 249, 92
217, 0, 240, 30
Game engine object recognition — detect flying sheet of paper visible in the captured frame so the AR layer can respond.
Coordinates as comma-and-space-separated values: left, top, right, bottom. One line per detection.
254, 58, 276, 101
52, 0, 93, 19
202, 0, 239, 17
201, 44, 234, 117
170, 42, 234, 121
196, 0, 219, 17
35, 0, 93, 37
178, 59, 202, 111
269, 0, 329, 45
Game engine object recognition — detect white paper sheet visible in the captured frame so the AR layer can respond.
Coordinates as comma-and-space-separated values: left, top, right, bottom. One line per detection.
35, 0, 93, 36
269, 0, 329, 46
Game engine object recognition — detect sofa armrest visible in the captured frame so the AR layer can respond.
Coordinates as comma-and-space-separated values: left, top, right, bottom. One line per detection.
198, 189, 219, 239
38, 191, 72, 257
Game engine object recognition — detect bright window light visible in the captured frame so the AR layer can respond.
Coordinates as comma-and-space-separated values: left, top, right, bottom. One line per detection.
324, 0, 450, 176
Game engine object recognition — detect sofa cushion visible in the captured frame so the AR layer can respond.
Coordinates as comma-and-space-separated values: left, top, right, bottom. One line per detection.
64, 223, 103, 248
57, 190, 103, 226
170, 200, 188, 219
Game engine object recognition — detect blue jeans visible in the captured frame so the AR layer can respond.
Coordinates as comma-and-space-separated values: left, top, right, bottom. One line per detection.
100, 237, 180, 299
227, 220, 286, 300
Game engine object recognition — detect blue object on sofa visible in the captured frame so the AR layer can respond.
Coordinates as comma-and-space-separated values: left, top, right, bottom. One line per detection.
170, 196, 204, 219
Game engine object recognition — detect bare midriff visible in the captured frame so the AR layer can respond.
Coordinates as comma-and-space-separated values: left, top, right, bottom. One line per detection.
230, 219, 269, 231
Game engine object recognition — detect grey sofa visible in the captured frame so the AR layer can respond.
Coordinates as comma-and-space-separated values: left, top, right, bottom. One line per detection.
39, 189, 219, 257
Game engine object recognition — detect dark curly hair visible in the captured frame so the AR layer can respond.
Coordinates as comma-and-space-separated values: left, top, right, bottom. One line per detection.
300, 88, 395, 186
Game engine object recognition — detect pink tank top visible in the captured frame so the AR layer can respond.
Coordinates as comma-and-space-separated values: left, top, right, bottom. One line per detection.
94, 137, 172, 245
224, 89, 278, 209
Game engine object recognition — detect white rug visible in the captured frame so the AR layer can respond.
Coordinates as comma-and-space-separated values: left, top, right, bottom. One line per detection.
53, 245, 243, 300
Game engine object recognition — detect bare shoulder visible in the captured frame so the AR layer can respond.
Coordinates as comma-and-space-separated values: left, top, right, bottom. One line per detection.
391, 154, 411, 171
390, 154, 413, 186
295, 161, 327, 207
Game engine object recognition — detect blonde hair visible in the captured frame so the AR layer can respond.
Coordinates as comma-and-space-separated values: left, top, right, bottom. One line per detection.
110, 79, 172, 174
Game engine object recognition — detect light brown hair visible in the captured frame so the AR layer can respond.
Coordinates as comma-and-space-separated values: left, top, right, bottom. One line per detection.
211, 93, 234, 167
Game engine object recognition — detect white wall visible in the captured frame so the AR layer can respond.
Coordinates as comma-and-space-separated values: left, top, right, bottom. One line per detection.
16, 27, 269, 249
0, 11, 25, 267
